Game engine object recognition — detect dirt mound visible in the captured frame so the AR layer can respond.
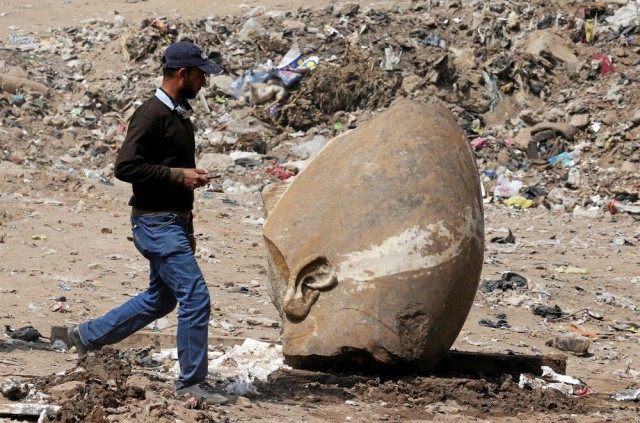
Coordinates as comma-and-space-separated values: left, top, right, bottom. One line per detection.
275, 45, 401, 130
34, 348, 225, 422
30, 359, 633, 422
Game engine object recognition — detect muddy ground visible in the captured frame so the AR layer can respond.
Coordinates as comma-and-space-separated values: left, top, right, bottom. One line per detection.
0, 0, 640, 422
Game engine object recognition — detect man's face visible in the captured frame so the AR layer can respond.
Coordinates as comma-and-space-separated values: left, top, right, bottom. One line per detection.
179, 67, 208, 100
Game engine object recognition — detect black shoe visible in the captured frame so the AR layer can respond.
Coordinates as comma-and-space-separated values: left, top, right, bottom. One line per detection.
176, 382, 229, 405
67, 325, 88, 358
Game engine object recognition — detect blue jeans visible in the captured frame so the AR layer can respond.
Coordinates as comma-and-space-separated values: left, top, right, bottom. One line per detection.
77, 213, 211, 389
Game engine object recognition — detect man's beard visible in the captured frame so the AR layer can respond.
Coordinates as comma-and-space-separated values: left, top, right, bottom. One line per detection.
180, 87, 197, 100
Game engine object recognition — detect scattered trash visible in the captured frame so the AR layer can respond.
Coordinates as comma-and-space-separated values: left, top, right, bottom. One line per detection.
494, 175, 522, 198
519, 366, 590, 397
5, 325, 44, 342
49, 301, 71, 313
612, 389, 640, 401
1, 379, 30, 400
479, 317, 511, 329
533, 305, 564, 319
596, 293, 637, 311
565, 324, 599, 339
503, 196, 533, 208
541, 366, 583, 386
226, 381, 260, 398
480, 272, 527, 293
545, 336, 590, 356
58, 282, 71, 291
554, 265, 589, 274
490, 229, 515, 244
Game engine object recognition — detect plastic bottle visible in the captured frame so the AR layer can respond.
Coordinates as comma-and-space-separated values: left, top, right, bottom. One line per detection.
548, 152, 571, 166
549, 149, 582, 167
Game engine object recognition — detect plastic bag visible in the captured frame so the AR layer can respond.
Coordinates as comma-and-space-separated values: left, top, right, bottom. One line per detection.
229, 70, 272, 99
275, 57, 318, 86
274, 42, 319, 86
494, 175, 522, 198
278, 42, 302, 69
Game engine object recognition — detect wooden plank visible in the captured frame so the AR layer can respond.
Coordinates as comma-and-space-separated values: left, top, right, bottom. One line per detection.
437, 350, 567, 376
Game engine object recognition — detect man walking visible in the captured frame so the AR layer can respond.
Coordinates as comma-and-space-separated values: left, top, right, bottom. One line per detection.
67, 41, 228, 405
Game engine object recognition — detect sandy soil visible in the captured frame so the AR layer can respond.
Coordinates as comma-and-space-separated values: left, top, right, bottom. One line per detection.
0, 0, 411, 41
2, 157, 640, 422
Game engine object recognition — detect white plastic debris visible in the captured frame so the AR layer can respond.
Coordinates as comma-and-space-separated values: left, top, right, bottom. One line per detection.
612, 389, 640, 401
518, 374, 574, 396
541, 366, 582, 385
208, 338, 284, 383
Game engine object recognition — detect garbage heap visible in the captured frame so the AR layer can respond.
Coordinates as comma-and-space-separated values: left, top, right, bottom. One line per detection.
0, 0, 638, 214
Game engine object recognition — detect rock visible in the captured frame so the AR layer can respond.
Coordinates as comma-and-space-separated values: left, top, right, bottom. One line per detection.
565, 101, 588, 114
532, 129, 556, 143
282, 19, 306, 32
451, 48, 477, 71
197, 153, 235, 173
236, 396, 253, 407
49, 381, 85, 400
497, 149, 510, 165
0, 74, 49, 95
401, 74, 423, 93
334, 3, 360, 17
602, 110, 619, 125
519, 109, 540, 126
631, 109, 640, 125
113, 15, 127, 28
569, 113, 590, 129
625, 126, 640, 141
530, 121, 578, 142
246, 317, 280, 328
209, 75, 235, 97
262, 99, 484, 371
518, 29, 580, 73
544, 108, 565, 122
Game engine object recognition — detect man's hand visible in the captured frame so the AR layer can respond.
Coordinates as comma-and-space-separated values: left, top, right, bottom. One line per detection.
183, 168, 209, 190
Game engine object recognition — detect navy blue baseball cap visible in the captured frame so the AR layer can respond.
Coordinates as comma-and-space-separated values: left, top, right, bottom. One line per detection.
162, 41, 222, 74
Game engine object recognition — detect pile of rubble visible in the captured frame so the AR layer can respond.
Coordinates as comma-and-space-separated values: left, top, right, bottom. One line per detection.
0, 0, 637, 216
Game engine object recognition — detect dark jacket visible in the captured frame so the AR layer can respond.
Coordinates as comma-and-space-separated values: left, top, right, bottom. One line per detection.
115, 96, 195, 213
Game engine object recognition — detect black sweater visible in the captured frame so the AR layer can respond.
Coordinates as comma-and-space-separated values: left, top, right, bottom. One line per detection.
114, 96, 196, 213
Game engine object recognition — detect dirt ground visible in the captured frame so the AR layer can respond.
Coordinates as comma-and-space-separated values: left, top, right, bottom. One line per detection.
1, 0, 640, 422
0, 0, 412, 41
1, 148, 639, 423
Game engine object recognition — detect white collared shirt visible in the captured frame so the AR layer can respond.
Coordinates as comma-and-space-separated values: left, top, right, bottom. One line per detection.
154, 88, 193, 119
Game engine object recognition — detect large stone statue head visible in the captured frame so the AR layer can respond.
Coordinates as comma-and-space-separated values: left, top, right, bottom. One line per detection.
262, 99, 484, 371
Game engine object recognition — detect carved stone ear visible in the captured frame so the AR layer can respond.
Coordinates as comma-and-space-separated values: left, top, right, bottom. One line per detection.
283, 255, 337, 320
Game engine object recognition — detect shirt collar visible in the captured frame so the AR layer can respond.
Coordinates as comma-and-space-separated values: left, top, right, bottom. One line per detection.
155, 88, 194, 119
155, 88, 177, 110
